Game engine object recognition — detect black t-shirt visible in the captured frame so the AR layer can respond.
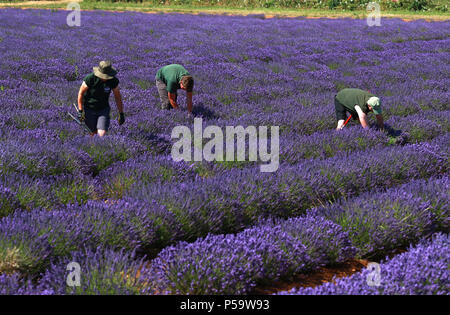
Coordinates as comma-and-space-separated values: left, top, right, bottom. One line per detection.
83, 73, 119, 110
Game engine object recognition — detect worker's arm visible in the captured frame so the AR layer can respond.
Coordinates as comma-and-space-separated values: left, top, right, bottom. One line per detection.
355, 105, 369, 129
376, 114, 384, 131
113, 86, 125, 125
112, 86, 124, 114
336, 120, 345, 130
187, 91, 193, 113
168, 92, 178, 109
77, 82, 89, 111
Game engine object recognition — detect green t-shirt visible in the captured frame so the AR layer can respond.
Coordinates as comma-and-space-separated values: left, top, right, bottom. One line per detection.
336, 88, 375, 115
83, 73, 119, 110
155, 64, 190, 94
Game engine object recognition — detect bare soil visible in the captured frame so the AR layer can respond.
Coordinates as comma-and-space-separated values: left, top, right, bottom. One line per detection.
0, 0, 80, 6
252, 259, 369, 295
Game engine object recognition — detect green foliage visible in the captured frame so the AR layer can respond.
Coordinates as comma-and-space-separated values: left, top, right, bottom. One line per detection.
104, 173, 137, 199
327, 62, 340, 70
21, 72, 40, 83
64, 65, 79, 82
133, 78, 152, 90
218, 93, 234, 105
16, 185, 54, 211
328, 0, 340, 9
80, 140, 142, 174
52, 179, 96, 206
0, 196, 19, 218
401, 0, 430, 11
334, 80, 347, 92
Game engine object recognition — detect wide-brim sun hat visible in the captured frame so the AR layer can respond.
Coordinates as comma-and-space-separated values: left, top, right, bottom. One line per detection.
367, 96, 382, 115
93, 60, 118, 80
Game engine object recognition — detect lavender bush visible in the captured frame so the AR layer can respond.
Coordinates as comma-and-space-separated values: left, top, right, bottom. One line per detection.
129, 140, 447, 238
1, 172, 97, 211
70, 135, 147, 174
37, 247, 148, 295
0, 137, 95, 177
0, 185, 21, 218
0, 273, 50, 295
95, 153, 199, 199
278, 233, 450, 295
145, 215, 355, 295
309, 177, 449, 258
0, 205, 139, 275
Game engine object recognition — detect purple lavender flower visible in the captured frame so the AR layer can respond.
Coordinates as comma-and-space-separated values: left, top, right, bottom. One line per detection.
37, 247, 147, 295
143, 215, 353, 295
0, 9, 448, 295
278, 233, 450, 295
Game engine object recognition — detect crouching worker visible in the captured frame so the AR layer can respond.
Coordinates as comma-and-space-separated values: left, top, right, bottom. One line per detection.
77, 61, 125, 137
155, 64, 194, 115
335, 88, 384, 131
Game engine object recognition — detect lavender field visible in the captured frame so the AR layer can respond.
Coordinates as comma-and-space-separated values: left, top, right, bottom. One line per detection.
0, 9, 449, 295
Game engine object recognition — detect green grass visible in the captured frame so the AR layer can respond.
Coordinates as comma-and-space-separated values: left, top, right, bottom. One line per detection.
0, 1, 448, 20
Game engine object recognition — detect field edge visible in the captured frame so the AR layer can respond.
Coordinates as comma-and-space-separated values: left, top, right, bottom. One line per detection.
0, 1, 449, 22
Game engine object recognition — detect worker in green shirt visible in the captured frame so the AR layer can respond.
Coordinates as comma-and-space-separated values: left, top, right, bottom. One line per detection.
77, 61, 125, 137
335, 88, 384, 131
155, 64, 194, 114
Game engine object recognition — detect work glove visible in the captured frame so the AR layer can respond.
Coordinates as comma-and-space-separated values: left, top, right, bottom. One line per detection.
77, 110, 85, 122
118, 112, 125, 125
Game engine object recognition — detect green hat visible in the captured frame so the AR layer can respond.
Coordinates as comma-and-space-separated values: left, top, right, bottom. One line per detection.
93, 60, 118, 80
367, 96, 382, 115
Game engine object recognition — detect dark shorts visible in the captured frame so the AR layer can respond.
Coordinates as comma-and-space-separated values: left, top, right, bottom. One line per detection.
156, 79, 176, 110
335, 96, 357, 122
84, 107, 110, 133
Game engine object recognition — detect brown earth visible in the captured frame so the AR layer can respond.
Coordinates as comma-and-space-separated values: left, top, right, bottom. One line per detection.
253, 247, 409, 295
252, 259, 369, 295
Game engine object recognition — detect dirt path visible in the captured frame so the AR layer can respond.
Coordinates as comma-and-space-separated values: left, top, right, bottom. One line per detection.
0, 0, 80, 6
0, 1, 448, 21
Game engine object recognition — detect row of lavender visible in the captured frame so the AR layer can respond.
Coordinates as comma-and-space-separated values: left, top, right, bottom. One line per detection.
278, 233, 449, 295
2, 109, 448, 168
1, 135, 448, 239
1, 11, 448, 115
0, 176, 447, 294
0, 119, 448, 216
0, 10, 449, 142
0, 118, 448, 293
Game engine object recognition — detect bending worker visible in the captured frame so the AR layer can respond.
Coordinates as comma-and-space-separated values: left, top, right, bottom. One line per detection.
335, 88, 384, 130
155, 64, 194, 115
77, 60, 125, 137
